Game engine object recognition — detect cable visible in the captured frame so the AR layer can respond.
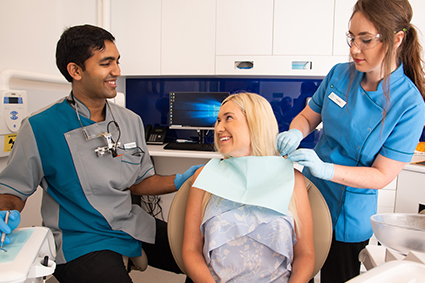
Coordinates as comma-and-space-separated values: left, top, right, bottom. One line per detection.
140, 195, 164, 220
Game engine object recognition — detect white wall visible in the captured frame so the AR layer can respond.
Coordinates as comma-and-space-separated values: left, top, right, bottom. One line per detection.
0, 0, 99, 226
0, 0, 98, 75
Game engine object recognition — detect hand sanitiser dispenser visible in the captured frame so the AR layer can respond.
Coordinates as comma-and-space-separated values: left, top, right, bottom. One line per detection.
0, 90, 28, 157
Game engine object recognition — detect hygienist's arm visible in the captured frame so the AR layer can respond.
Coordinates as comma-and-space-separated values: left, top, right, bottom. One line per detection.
182, 168, 215, 283
289, 170, 315, 283
0, 194, 25, 211
290, 106, 404, 189
290, 105, 322, 138
129, 175, 177, 195
332, 154, 405, 190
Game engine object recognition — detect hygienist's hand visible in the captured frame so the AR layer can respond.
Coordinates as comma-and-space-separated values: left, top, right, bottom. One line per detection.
174, 164, 203, 190
276, 129, 303, 156
0, 210, 21, 245
288, 149, 334, 181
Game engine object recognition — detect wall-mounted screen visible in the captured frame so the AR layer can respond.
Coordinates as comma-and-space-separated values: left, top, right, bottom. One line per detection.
169, 92, 229, 130
125, 77, 323, 147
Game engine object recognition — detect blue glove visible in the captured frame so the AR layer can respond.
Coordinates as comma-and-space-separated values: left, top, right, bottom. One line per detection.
174, 164, 203, 190
288, 149, 334, 181
0, 210, 21, 245
276, 129, 303, 156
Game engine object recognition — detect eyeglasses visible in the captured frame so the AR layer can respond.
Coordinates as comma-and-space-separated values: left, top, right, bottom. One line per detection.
345, 31, 383, 50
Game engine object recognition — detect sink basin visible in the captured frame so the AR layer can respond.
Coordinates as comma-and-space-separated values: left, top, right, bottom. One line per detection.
370, 213, 425, 254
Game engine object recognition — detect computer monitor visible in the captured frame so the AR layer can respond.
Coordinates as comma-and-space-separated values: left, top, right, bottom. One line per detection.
169, 92, 230, 131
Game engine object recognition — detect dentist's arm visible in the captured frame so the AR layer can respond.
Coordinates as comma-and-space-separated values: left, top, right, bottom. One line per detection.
0, 194, 25, 212
130, 165, 203, 195
0, 194, 23, 245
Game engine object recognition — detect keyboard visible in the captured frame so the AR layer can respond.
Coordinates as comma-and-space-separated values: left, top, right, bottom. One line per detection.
164, 142, 216, 152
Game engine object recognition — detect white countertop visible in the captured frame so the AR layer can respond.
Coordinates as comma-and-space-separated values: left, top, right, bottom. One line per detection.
147, 144, 425, 173
404, 154, 425, 173
147, 144, 222, 159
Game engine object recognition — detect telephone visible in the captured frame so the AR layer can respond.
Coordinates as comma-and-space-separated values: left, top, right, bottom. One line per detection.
145, 126, 167, 145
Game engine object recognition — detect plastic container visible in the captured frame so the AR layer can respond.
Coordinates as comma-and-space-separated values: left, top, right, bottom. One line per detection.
371, 213, 425, 254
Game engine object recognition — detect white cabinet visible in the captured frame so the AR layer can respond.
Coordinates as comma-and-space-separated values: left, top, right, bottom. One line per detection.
216, 0, 274, 56
395, 166, 425, 213
161, 0, 216, 75
111, 0, 215, 76
333, 0, 357, 56
273, 0, 334, 56
216, 0, 347, 77
110, 0, 425, 77
215, 55, 346, 76
377, 178, 397, 213
110, 0, 161, 76
410, 0, 425, 59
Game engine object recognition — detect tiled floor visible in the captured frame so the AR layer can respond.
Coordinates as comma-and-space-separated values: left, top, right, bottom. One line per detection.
46, 266, 187, 283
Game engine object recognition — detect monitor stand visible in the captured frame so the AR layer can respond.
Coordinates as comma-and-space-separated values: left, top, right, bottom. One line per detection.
197, 129, 211, 144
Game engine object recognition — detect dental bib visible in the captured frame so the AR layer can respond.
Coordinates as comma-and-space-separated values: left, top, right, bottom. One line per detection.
193, 156, 294, 215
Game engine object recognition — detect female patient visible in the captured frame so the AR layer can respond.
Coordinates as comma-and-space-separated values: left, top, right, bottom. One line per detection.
182, 92, 314, 283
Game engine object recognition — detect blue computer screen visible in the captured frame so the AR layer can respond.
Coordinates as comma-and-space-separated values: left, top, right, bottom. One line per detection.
169, 92, 229, 129
125, 77, 323, 147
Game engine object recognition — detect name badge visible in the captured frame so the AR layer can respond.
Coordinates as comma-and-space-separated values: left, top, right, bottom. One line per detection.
328, 92, 346, 108
124, 142, 137, 149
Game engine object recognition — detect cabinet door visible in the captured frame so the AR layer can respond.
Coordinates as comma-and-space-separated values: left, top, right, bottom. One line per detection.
161, 0, 216, 75
410, 0, 425, 60
333, 0, 357, 56
377, 178, 397, 213
395, 169, 425, 213
273, 0, 334, 56
110, 0, 161, 76
216, 0, 274, 56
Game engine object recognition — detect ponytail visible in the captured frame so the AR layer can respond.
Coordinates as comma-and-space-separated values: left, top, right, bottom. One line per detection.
399, 25, 425, 100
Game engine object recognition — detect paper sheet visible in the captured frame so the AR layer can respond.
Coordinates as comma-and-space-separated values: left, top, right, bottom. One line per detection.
193, 156, 294, 215
0, 228, 34, 263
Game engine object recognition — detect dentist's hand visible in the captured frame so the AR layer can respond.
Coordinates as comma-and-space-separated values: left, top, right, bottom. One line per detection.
174, 164, 203, 190
276, 129, 303, 156
288, 149, 334, 181
0, 210, 21, 245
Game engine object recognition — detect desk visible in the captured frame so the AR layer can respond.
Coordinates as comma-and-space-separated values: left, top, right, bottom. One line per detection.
147, 145, 220, 175
147, 145, 221, 220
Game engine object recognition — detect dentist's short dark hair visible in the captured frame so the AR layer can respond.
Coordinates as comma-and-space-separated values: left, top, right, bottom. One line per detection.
56, 24, 115, 82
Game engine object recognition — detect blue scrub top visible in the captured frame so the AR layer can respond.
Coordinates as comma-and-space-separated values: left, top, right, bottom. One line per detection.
305, 62, 425, 242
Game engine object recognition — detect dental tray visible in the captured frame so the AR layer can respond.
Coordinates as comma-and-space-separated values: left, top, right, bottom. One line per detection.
0, 227, 56, 283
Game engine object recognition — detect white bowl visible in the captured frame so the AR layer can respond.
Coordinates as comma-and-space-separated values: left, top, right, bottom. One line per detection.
370, 213, 425, 254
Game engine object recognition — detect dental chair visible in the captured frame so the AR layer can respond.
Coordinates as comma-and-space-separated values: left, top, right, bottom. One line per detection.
167, 175, 333, 279
123, 195, 149, 272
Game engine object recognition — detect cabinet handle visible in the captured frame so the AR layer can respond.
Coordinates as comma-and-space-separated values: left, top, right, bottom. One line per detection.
292, 61, 312, 70
235, 61, 254, 69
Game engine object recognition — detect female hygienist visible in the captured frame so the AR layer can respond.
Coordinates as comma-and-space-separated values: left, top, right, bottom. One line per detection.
277, 0, 425, 282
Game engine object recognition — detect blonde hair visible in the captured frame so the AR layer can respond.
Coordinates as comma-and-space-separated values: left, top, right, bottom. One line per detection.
202, 92, 300, 232
214, 92, 280, 157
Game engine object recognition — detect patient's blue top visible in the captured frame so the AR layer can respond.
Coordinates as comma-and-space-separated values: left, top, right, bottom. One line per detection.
202, 195, 295, 283
194, 157, 297, 282
306, 62, 425, 242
